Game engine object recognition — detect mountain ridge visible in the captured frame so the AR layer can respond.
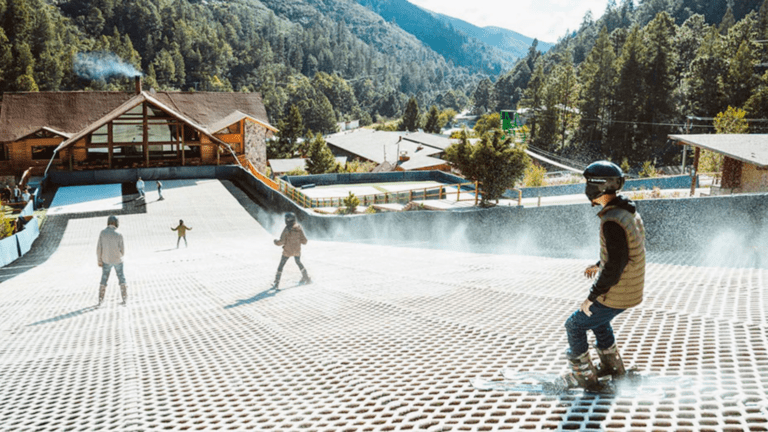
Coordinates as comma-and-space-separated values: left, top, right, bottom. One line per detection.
425, 10, 554, 59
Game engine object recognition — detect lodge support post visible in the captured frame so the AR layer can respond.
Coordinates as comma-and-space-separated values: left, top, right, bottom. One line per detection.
143, 103, 149, 167
108, 122, 113, 169
690, 146, 700, 197
181, 125, 185, 166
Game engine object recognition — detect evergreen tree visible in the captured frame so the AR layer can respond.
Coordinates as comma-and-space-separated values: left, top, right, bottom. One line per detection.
473, 113, 500, 136
520, 59, 546, 141
684, 26, 728, 116
0, 28, 10, 89
471, 77, 493, 114
549, 48, 579, 151
423, 105, 441, 133
533, 63, 562, 152
270, 105, 304, 159
638, 11, 676, 161
308, 94, 338, 134
444, 130, 529, 205
720, 5, 736, 34
576, 26, 616, 157
304, 132, 338, 174
607, 25, 644, 162
721, 40, 759, 108
399, 97, 420, 132
744, 71, 768, 119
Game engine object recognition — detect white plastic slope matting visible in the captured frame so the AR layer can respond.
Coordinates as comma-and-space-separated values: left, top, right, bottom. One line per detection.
48, 184, 124, 215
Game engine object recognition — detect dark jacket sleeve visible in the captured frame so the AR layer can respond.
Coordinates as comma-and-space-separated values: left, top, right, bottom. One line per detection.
589, 221, 629, 302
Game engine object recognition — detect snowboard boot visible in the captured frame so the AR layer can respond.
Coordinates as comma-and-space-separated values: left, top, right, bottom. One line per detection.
595, 343, 626, 378
120, 284, 128, 306
558, 351, 600, 391
270, 272, 282, 290
98, 284, 107, 307
299, 269, 312, 285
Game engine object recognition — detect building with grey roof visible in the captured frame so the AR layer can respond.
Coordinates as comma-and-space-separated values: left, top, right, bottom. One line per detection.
669, 134, 768, 194
324, 129, 451, 172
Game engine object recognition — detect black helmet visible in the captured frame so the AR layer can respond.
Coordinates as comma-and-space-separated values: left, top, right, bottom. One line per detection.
284, 212, 296, 226
107, 215, 119, 228
583, 161, 625, 202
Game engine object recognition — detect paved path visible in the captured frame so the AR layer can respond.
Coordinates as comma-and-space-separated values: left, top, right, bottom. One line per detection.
1, 179, 767, 431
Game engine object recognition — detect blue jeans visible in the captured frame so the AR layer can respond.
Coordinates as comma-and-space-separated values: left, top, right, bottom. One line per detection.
565, 301, 625, 359
101, 263, 126, 285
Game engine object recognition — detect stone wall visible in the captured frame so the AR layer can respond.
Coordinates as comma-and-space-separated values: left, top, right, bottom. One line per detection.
244, 121, 268, 174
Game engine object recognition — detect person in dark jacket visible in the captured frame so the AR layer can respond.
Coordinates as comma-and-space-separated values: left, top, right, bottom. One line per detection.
558, 160, 646, 391
270, 212, 310, 290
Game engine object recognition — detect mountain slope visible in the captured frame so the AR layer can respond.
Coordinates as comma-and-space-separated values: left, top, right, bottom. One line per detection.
430, 12, 554, 58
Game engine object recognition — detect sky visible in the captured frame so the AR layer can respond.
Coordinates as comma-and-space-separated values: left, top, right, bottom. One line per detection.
407, 0, 610, 43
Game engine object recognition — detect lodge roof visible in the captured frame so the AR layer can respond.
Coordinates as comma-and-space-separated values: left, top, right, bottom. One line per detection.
668, 134, 768, 168
0, 91, 275, 143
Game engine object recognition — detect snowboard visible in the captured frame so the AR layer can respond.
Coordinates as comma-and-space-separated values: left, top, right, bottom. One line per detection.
472, 368, 694, 397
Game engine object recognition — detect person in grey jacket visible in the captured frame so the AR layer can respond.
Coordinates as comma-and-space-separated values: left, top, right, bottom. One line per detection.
97, 215, 128, 306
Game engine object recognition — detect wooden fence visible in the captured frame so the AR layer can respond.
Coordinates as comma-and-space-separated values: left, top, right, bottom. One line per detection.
238, 157, 522, 209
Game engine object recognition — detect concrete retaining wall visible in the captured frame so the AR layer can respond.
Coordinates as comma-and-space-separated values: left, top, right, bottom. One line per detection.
283, 171, 469, 188
512, 175, 699, 199
0, 217, 39, 267
42, 167, 768, 269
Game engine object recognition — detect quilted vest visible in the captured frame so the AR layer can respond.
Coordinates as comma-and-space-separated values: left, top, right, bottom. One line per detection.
597, 205, 646, 309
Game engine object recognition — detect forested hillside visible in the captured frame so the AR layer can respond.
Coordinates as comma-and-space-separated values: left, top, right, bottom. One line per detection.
0, 0, 495, 133
472, 0, 768, 170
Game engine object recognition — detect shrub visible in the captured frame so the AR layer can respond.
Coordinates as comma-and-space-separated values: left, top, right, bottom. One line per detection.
342, 192, 360, 214
0, 213, 15, 239
523, 163, 547, 187
286, 167, 308, 176
620, 157, 631, 174
639, 161, 657, 178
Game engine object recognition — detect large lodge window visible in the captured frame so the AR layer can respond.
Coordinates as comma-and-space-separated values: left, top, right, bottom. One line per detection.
0, 143, 7, 161
81, 103, 209, 166
32, 146, 58, 160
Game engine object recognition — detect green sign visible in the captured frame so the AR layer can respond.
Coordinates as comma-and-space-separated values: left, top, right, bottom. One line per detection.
501, 111, 527, 143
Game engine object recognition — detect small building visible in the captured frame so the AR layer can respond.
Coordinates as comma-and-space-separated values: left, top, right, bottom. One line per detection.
0, 78, 277, 178
336, 120, 360, 131
669, 134, 768, 194
324, 129, 451, 172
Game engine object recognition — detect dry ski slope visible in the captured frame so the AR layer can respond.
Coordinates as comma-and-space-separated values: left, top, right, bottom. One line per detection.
0, 179, 767, 431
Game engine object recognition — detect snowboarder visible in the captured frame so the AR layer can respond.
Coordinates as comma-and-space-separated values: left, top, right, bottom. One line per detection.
559, 160, 646, 391
171, 219, 192, 248
270, 212, 310, 289
97, 215, 128, 306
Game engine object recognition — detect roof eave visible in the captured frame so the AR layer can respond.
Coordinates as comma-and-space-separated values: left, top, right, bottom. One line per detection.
669, 134, 768, 168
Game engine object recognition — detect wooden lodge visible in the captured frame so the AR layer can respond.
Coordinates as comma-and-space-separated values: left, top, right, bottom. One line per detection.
0, 78, 277, 178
